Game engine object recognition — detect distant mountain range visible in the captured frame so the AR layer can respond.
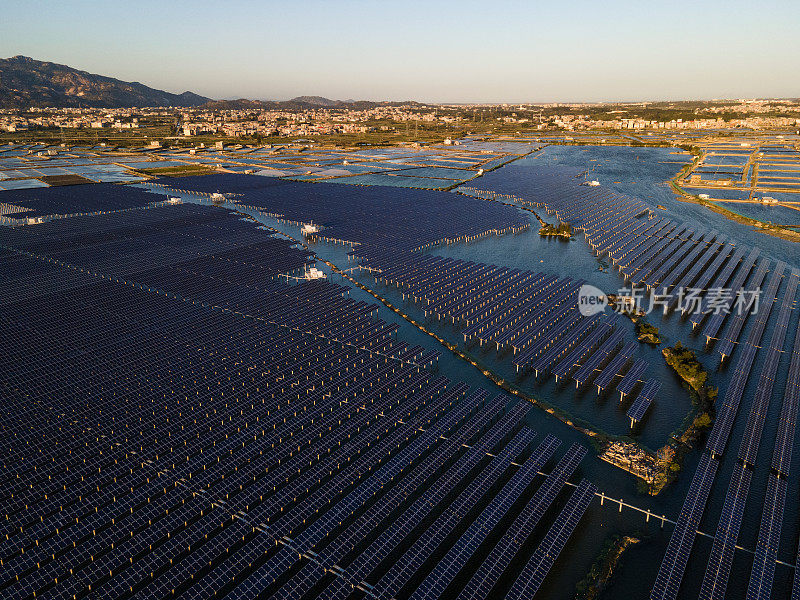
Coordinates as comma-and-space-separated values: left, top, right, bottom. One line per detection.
204, 97, 420, 110
0, 56, 210, 108
0, 56, 420, 110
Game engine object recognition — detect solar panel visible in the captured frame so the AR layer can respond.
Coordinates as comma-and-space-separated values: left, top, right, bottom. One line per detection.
716, 260, 782, 359
698, 463, 753, 600
651, 454, 719, 600
505, 479, 597, 600
594, 341, 637, 392
746, 475, 788, 600
639, 229, 700, 287
457, 444, 588, 600
617, 360, 647, 399
627, 380, 660, 425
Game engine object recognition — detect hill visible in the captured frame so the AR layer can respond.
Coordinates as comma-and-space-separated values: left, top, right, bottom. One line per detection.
205, 97, 425, 111
290, 95, 343, 107
0, 55, 210, 108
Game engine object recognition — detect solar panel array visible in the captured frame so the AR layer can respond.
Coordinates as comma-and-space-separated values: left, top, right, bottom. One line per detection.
706, 261, 788, 458
456, 444, 588, 600
572, 330, 625, 387
152, 174, 530, 254
691, 247, 757, 332
712, 259, 773, 359
362, 252, 660, 422
7, 157, 800, 599
503, 168, 791, 373
651, 262, 797, 600
651, 454, 719, 600
691, 270, 798, 599
748, 475, 789, 600
0, 183, 177, 225
475, 159, 800, 600
147, 173, 668, 430
0, 182, 599, 600
627, 380, 661, 425
699, 463, 753, 600
504, 479, 597, 600
593, 341, 637, 393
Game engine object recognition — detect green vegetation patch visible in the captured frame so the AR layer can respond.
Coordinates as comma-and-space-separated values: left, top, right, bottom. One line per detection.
539, 221, 572, 238
634, 320, 661, 345
662, 342, 706, 392
576, 535, 640, 600
135, 164, 215, 177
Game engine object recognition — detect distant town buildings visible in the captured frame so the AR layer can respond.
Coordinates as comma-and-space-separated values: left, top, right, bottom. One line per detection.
2, 99, 799, 137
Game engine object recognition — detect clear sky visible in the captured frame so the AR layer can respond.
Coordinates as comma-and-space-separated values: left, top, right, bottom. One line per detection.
4, 0, 799, 103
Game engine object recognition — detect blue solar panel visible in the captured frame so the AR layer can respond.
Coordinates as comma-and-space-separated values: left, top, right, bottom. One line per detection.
627, 380, 660, 424
594, 341, 637, 393
651, 454, 719, 600
746, 475, 788, 600
617, 360, 647, 398
505, 479, 597, 600
457, 443, 587, 600
716, 260, 780, 359
699, 463, 752, 600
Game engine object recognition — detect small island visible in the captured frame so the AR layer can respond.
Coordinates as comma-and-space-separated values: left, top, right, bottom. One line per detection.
662, 342, 717, 473
539, 221, 572, 238
663, 341, 707, 392
635, 319, 662, 344
606, 294, 645, 317
576, 535, 640, 600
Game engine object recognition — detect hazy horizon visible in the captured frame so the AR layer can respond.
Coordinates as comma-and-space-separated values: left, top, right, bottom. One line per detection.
4, 0, 800, 104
